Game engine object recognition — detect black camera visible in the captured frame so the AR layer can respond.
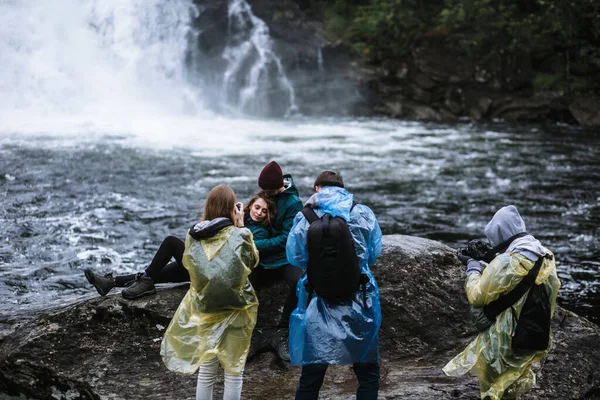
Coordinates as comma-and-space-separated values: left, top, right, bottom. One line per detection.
458, 239, 493, 261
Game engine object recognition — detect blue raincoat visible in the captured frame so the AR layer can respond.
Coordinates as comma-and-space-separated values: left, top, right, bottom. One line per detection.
286, 186, 382, 365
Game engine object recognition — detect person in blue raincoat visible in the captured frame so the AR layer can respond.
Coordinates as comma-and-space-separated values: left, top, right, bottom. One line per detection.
286, 171, 383, 400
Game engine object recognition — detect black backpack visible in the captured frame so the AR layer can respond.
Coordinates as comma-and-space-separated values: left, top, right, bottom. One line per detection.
482, 254, 553, 351
301, 204, 367, 303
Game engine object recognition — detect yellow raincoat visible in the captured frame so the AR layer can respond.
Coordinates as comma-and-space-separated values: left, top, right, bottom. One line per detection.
161, 225, 259, 375
443, 251, 561, 399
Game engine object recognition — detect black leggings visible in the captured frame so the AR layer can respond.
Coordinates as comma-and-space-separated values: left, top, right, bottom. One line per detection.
114, 236, 189, 286
249, 264, 303, 329
115, 236, 302, 329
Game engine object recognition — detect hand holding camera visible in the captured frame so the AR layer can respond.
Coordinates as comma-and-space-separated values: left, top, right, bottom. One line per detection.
456, 248, 473, 266
457, 239, 493, 262
456, 239, 493, 275
234, 202, 244, 227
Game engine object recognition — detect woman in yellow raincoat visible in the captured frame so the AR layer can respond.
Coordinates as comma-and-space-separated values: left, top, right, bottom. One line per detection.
161, 184, 259, 400
443, 205, 561, 400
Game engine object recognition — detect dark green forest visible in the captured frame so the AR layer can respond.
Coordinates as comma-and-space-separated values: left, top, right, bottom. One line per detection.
297, 0, 600, 95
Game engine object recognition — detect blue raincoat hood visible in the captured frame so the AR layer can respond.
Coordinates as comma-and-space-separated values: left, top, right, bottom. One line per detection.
304, 186, 354, 221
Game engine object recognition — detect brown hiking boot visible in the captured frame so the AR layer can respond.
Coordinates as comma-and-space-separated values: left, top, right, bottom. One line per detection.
84, 269, 115, 296
121, 274, 156, 300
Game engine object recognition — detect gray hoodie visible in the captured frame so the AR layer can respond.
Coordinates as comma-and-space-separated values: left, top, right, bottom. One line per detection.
484, 205, 546, 261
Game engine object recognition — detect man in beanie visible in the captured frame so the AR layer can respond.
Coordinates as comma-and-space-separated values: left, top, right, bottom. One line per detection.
249, 161, 303, 362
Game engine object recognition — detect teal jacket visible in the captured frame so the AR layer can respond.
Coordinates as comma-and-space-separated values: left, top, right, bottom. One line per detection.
254, 174, 302, 268
244, 215, 271, 242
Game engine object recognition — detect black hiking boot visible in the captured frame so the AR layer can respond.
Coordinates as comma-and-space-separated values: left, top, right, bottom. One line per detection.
84, 269, 115, 296
121, 274, 156, 300
247, 329, 270, 361
271, 328, 290, 362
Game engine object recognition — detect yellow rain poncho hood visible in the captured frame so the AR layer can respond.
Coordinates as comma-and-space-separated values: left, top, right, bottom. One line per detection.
161, 219, 259, 375
443, 206, 561, 400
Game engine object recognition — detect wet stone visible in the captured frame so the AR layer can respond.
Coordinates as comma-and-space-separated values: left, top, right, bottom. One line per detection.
0, 235, 598, 399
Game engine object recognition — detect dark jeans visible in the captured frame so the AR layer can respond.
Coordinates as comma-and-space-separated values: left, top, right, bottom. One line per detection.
295, 363, 380, 400
249, 264, 303, 328
114, 236, 189, 286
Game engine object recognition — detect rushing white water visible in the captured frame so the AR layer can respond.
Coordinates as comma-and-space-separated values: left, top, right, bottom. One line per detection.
0, 0, 200, 123
317, 46, 324, 72
221, 0, 297, 116
0, 0, 299, 132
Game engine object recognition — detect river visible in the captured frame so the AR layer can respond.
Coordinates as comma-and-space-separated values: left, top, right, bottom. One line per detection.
0, 0, 598, 325
0, 117, 598, 324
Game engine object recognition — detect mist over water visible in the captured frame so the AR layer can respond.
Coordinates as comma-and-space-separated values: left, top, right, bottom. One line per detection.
0, 0, 200, 122
0, 0, 599, 325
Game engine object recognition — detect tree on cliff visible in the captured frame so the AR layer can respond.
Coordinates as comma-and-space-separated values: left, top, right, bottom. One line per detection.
297, 0, 600, 95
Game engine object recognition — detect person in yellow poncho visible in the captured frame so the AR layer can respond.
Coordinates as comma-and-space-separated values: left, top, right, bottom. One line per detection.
160, 184, 260, 400
443, 205, 561, 400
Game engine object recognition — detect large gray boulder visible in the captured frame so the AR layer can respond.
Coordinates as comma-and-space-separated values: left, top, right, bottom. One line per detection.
1, 235, 599, 399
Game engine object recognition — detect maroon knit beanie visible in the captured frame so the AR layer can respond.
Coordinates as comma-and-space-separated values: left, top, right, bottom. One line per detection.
258, 161, 283, 190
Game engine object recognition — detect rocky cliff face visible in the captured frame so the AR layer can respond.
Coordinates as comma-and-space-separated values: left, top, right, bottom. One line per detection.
190, 0, 599, 126
353, 36, 600, 126
1, 235, 599, 399
188, 0, 364, 117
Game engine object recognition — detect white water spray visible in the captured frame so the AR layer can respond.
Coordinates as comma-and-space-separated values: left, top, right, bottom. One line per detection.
317, 46, 324, 72
0, 0, 299, 137
0, 0, 199, 123
222, 0, 297, 116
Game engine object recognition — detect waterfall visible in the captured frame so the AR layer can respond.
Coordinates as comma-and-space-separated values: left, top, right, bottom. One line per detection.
186, 0, 298, 118
0, 0, 299, 124
223, 0, 297, 116
317, 46, 324, 72
0, 0, 199, 121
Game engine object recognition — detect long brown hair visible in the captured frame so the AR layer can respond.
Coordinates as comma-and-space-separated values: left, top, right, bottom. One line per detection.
244, 191, 276, 228
201, 184, 237, 223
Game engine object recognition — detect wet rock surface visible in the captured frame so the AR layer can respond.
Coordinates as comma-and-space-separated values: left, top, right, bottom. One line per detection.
1, 235, 599, 399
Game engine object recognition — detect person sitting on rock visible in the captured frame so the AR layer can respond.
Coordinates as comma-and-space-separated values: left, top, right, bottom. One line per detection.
83, 191, 276, 301
243, 191, 276, 243
443, 205, 561, 400
285, 170, 383, 400
160, 184, 258, 400
246, 161, 303, 362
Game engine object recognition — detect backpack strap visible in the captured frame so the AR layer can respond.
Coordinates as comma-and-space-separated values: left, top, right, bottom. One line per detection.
481, 232, 529, 263
301, 205, 319, 224
304, 273, 314, 305
302, 202, 357, 224
483, 253, 551, 321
